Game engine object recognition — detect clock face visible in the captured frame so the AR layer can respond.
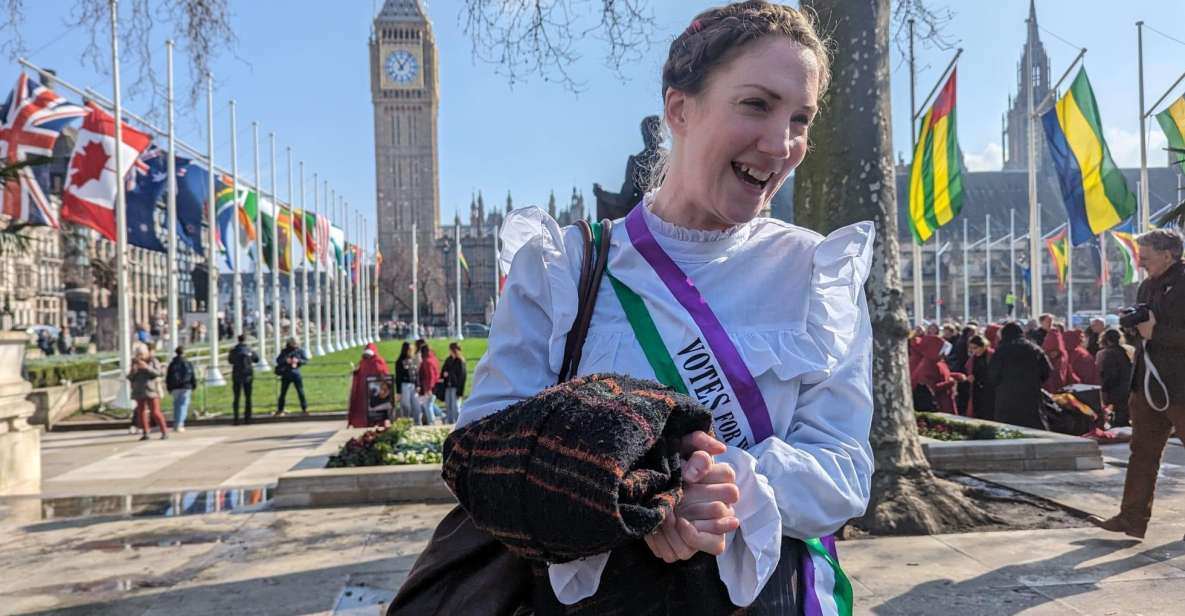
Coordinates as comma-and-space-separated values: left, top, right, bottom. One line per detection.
385, 50, 419, 84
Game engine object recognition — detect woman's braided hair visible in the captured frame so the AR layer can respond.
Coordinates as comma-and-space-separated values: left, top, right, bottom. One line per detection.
645, 1, 832, 192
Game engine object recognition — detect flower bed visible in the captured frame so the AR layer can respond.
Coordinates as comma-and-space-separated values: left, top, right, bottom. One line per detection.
326, 418, 450, 467
916, 412, 1027, 442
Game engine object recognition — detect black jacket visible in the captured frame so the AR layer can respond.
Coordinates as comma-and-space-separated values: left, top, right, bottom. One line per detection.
1134, 261, 1185, 407
442, 356, 467, 395
990, 337, 1052, 429
275, 346, 308, 378
165, 356, 198, 391
228, 343, 259, 382
1097, 345, 1133, 413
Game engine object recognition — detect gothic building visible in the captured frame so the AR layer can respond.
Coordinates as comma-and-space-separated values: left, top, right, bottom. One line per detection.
1003, 0, 1053, 172
370, 0, 441, 319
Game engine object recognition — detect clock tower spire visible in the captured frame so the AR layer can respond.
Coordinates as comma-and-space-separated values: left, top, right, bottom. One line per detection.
370, 0, 440, 318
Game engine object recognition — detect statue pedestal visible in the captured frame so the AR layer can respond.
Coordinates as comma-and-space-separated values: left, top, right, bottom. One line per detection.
0, 331, 39, 495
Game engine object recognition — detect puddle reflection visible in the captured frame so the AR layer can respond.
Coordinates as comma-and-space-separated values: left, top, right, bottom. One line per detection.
0, 485, 273, 524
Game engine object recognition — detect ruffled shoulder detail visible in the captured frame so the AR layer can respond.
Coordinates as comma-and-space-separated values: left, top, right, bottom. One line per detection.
498, 207, 585, 373
805, 221, 875, 375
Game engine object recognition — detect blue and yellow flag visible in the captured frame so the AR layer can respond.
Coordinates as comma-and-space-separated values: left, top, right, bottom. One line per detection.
1041, 68, 1136, 246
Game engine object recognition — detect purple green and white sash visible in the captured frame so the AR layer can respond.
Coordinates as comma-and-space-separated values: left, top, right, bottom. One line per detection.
592, 205, 852, 615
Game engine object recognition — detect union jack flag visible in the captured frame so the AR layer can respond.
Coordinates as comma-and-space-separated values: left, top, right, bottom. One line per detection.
0, 72, 87, 227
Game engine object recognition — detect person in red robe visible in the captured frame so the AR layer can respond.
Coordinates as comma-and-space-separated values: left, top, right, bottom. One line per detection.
348, 343, 392, 428
1063, 329, 1101, 385
911, 335, 958, 414
1042, 328, 1078, 392
984, 323, 1001, 348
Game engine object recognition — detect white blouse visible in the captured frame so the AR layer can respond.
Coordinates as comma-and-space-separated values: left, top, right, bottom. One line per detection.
457, 202, 875, 607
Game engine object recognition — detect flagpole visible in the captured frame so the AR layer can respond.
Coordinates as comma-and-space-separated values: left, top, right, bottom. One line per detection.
908, 18, 924, 327
412, 223, 419, 340
1010, 209, 1016, 318
328, 188, 338, 351
1100, 232, 1109, 314
962, 218, 969, 322
1067, 240, 1074, 326
286, 146, 296, 341
333, 194, 343, 351
204, 73, 225, 386
934, 228, 942, 323
985, 214, 993, 324
455, 214, 463, 340
299, 161, 310, 349
108, 0, 134, 408
313, 173, 324, 356
165, 40, 179, 352
252, 122, 267, 368
358, 211, 366, 345
229, 99, 242, 337
345, 205, 355, 348
1137, 21, 1151, 234
339, 197, 348, 349
269, 133, 280, 362
1025, 10, 1042, 321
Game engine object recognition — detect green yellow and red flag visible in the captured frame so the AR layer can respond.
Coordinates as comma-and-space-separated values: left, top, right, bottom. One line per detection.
909, 68, 963, 244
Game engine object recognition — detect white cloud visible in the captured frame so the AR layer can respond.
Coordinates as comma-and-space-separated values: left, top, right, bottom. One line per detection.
964, 142, 1003, 172
1104, 126, 1168, 168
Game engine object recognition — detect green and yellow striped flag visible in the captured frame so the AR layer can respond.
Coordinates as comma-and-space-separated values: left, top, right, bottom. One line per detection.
1156, 95, 1185, 167
909, 68, 963, 244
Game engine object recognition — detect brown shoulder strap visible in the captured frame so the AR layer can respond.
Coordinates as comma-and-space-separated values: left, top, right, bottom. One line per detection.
558, 219, 613, 383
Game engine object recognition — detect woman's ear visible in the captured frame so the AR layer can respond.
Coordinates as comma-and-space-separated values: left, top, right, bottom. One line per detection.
665, 87, 689, 139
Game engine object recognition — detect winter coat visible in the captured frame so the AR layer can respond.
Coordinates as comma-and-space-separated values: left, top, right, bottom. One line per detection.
128, 357, 165, 401
966, 349, 995, 421
990, 336, 1053, 429
165, 356, 198, 391
1133, 261, 1185, 406
395, 356, 416, 385
417, 352, 440, 395
228, 343, 260, 382
911, 336, 957, 414
275, 346, 308, 379
1063, 330, 1100, 386
1097, 345, 1133, 416
1042, 330, 1077, 392
442, 356, 467, 396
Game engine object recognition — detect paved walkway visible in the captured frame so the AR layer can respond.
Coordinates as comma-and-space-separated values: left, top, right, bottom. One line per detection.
7, 426, 1185, 614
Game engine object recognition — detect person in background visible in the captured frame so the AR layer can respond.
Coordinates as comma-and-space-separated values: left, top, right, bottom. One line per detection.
1096, 328, 1133, 428
983, 323, 1001, 348
911, 335, 957, 414
1028, 313, 1053, 346
441, 342, 467, 424
348, 343, 390, 428
949, 325, 976, 415
394, 342, 418, 420
228, 334, 260, 425
55, 328, 72, 355
1086, 317, 1106, 356
165, 346, 197, 432
965, 335, 995, 421
128, 344, 168, 440
135, 321, 152, 345
990, 322, 1053, 430
1064, 329, 1100, 386
415, 344, 440, 425
36, 330, 54, 356
1041, 328, 1077, 392
275, 337, 309, 416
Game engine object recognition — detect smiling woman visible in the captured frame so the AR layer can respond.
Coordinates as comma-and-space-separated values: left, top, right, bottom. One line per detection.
394, 2, 873, 615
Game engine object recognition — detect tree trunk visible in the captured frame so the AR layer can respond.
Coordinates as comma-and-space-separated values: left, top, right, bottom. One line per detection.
796, 0, 991, 534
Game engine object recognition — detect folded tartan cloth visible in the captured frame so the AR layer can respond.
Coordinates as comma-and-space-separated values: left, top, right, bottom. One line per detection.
441, 373, 714, 563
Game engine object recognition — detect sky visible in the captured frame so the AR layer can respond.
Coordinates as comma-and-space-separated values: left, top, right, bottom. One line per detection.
9, 0, 1185, 238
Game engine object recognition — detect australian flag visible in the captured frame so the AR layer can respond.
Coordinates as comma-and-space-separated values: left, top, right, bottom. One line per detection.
125, 146, 167, 252
174, 157, 208, 254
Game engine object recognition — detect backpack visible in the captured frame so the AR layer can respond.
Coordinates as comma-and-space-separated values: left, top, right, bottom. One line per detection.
166, 358, 193, 391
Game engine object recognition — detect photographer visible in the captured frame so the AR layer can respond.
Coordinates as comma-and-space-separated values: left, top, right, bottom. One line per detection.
1089, 229, 1185, 539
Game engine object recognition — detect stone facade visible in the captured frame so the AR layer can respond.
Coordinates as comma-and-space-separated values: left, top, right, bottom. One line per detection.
370, 0, 441, 319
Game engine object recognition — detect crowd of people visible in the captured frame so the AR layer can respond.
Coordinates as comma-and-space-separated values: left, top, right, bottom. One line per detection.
909, 313, 1134, 431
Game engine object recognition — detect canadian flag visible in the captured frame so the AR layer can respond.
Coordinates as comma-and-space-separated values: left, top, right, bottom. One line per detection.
61, 103, 152, 241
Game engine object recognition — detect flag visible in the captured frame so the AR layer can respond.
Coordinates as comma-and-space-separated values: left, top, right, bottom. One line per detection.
1155, 95, 1185, 167
1091, 236, 1107, 287
1111, 230, 1139, 285
0, 72, 87, 227
1041, 68, 1136, 246
1045, 228, 1069, 289
909, 68, 963, 244
125, 146, 167, 252
276, 206, 293, 273
316, 214, 331, 267
374, 247, 382, 282
458, 243, 471, 287
257, 195, 281, 272
215, 178, 258, 272
61, 102, 152, 241
173, 157, 208, 253
304, 210, 317, 263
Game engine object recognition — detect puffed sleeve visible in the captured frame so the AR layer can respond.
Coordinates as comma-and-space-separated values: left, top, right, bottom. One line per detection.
753, 221, 875, 536
456, 208, 580, 428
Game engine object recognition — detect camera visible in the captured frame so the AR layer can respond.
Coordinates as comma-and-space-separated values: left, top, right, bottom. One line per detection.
1118, 303, 1153, 329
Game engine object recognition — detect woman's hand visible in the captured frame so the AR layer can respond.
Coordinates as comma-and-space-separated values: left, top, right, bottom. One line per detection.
676, 451, 740, 555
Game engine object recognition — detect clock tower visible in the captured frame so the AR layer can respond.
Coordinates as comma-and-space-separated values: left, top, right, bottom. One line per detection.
370, 0, 440, 318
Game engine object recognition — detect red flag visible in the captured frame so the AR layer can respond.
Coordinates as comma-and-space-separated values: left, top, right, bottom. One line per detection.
60, 103, 151, 241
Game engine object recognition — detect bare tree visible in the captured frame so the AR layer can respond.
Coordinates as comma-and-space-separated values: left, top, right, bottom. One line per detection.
0, 0, 236, 109
460, 0, 655, 93
796, 0, 989, 534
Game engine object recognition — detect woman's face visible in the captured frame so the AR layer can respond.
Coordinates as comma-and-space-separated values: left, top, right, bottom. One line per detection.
665, 37, 819, 228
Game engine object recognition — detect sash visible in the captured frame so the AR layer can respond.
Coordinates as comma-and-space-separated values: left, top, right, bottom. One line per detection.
593, 206, 853, 616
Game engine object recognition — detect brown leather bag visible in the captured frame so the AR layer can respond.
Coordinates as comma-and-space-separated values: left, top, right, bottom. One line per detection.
388, 219, 613, 616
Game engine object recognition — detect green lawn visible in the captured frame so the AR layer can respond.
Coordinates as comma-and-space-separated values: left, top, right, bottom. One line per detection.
160, 338, 489, 417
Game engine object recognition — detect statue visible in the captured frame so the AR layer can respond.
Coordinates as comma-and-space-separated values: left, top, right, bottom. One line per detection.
593, 115, 662, 221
